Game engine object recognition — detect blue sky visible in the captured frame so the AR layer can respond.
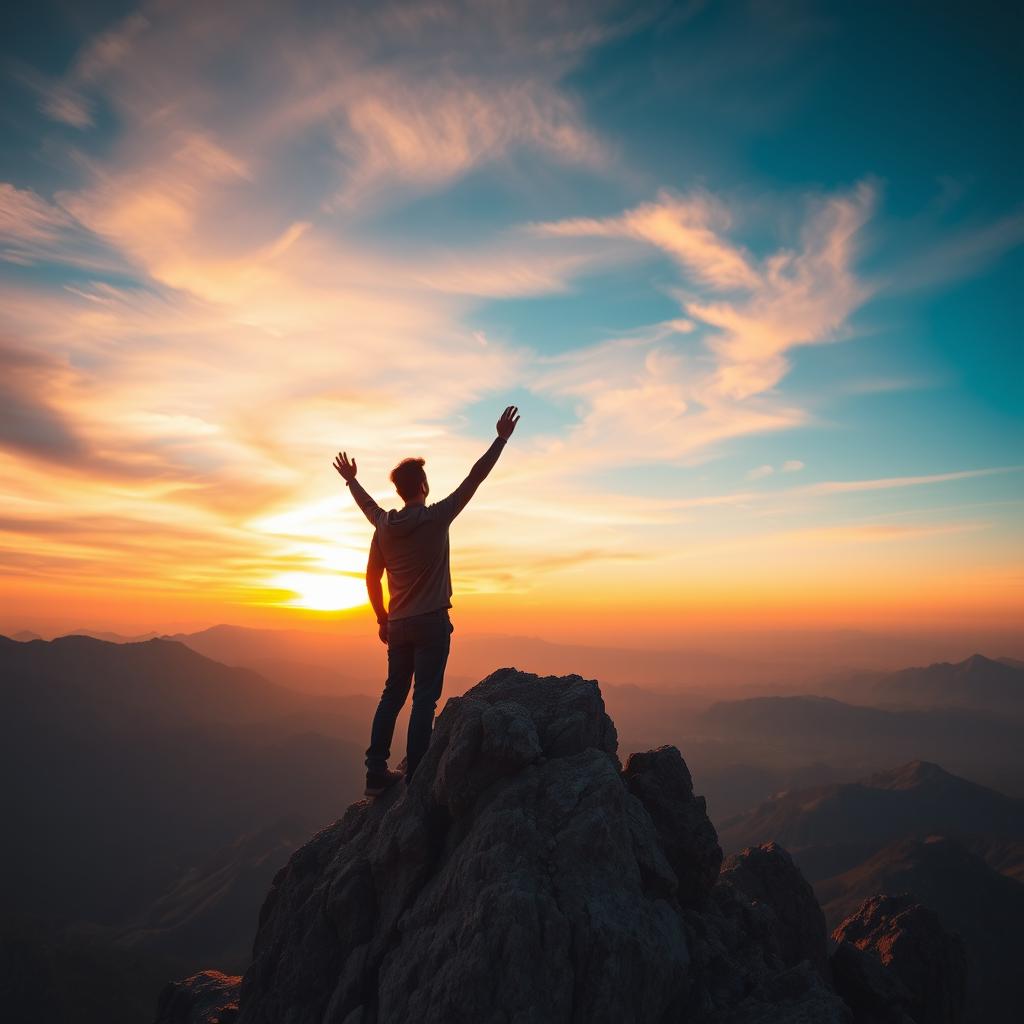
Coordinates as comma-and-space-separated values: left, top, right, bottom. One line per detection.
0, 0, 1020, 635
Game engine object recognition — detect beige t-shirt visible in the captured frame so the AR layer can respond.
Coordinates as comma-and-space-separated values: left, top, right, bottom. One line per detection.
347, 437, 506, 620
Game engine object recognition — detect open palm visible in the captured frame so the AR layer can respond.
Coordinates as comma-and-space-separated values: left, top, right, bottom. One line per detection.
497, 406, 520, 440
333, 451, 357, 482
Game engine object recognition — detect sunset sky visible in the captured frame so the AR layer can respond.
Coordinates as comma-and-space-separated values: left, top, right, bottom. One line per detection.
1, 0, 1021, 643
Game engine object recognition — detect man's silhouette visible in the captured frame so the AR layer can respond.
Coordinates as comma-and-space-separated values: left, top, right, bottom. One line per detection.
334, 406, 520, 797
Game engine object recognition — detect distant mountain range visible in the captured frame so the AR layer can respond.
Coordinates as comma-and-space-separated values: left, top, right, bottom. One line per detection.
818, 836, 1024, 1022
0, 633, 372, 1024
4, 633, 1023, 1023
105, 816, 312, 968
825, 652, 1024, 711
697, 658, 1024, 802
720, 759, 1024, 880
9, 629, 43, 641
721, 760, 1024, 1023
48, 622, 827, 695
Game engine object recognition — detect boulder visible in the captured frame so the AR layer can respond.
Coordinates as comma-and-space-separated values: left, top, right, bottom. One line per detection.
719, 842, 830, 977
623, 745, 723, 906
831, 894, 966, 1024
154, 970, 240, 1024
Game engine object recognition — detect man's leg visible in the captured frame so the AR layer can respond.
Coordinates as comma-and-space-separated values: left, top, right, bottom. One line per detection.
365, 634, 414, 774
405, 615, 452, 780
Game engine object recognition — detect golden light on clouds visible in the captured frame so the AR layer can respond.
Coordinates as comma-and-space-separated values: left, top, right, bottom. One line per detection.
0, 1, 1021, 640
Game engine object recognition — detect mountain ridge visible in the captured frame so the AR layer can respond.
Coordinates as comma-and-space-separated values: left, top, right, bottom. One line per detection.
719, 758, 1024, 882
817, 836, 1024, 1022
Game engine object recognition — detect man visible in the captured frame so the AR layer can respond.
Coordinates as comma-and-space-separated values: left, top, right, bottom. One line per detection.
333, 405, 520, 797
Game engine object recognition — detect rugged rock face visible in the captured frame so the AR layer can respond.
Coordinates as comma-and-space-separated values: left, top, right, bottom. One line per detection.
231, 669, 848, 1024
816, 834, 1021, 1024
718, 842, 829, 978
623, 745, 723, 906
155, 970, 240, 1024
831, 895, 966, 1024
157, 669, 966, 1024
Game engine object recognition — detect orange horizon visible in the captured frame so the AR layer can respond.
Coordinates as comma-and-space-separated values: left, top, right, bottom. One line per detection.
4, 572, 1021, 644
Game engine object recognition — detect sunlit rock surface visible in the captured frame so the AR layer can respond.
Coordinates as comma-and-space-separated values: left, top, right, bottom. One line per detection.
155, 970, 240, 1024
831, 894, 966, 1024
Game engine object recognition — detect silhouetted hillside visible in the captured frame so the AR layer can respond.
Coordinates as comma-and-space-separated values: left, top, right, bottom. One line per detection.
1, 635, 369, 922
0, 634, 371, 1021
719, 760, 1024, 880
108, 817, 312, 968
699, 693, 1024, 798
2, 633, 369, 732
817, 836, 1024, 1023
0, 913, 192, 1024
828, 653, 1024, 711
157, 623, 801, 697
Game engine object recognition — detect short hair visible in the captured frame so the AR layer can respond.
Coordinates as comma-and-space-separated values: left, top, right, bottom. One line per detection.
390, 457, 427, 501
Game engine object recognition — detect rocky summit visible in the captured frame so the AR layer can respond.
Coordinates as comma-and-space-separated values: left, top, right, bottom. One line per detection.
155, 668, 966, 1024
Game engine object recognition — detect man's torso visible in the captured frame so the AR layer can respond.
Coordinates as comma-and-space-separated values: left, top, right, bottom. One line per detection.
374, 504, 454, 620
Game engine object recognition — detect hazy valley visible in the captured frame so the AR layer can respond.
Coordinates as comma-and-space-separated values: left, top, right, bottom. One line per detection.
3, 629, 1023, 1022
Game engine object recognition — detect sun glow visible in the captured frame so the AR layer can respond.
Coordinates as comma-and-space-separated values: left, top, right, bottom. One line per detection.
265, 571, 367, 612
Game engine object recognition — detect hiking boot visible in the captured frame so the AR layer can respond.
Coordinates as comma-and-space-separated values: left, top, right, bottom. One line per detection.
364, 768, 403, 798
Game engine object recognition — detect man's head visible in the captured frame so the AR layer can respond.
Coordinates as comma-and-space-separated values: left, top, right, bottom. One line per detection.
390, 457, 428, 503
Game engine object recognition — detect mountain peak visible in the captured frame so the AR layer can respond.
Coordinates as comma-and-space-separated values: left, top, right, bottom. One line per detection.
870, 760, 952, 790
831, 894, 967, 1023
153, 666, 947, 1024
961, 652, 997, 668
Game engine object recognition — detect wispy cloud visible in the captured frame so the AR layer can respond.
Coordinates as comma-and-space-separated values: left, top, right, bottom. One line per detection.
775, 520, 991, 546
519, 182, 875, 470
0, 341, 87, 462
36, 12, 150, 127
797, 466, 1021, 496
336, 77, 604, 206
888, 206, 1024, 294
0, 184, 73, 245
540, 181, 875, 401
537, 190, 760, 289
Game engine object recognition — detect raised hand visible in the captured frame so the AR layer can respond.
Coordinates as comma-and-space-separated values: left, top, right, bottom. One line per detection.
496, 405, 520, 440
333, 451, 358, 482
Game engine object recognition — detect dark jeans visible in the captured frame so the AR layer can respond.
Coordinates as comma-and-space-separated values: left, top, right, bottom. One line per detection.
365, 608, 453, 779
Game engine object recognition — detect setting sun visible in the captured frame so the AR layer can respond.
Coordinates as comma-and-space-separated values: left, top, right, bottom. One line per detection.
264, 572, 368, 612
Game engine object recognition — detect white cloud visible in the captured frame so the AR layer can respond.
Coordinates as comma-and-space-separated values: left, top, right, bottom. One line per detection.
746, 464, 774, 480
336, 78, 604, 206
796, 466, 1021, 496
537, 181, 875, 401
782, 459, 804, 472
536, 189, 760, 289
0, 184, 73, 246
520, 183, 875, 472
36, 12, 150, 127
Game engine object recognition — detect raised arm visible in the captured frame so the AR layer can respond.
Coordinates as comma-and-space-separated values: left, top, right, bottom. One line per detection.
366, 535, 388, 644
436, 406, 519, 522
333, 451, 384, 526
